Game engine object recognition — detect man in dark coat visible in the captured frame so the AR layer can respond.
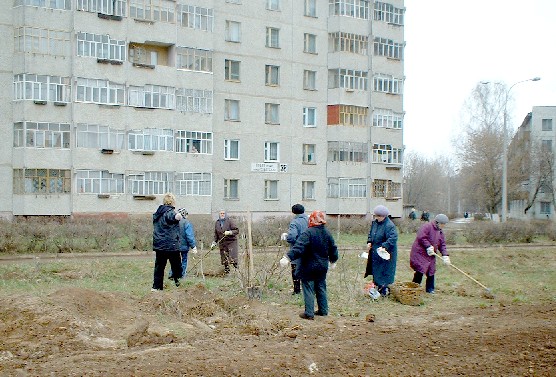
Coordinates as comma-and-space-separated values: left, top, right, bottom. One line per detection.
212, 210, 239, 274
282, 204, 308, 294
283, 210, 339, 320
152, 193, 183, 291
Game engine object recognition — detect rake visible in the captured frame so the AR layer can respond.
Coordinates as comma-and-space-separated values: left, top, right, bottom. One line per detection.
434, 253, 495, 299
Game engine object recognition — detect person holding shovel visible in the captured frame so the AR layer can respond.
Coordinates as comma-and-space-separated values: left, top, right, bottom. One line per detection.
410, 213, 451, 294
364, 205, 398, 297
212, 210, 239, 274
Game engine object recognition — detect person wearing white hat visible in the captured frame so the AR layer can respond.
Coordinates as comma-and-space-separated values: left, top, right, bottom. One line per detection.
364, 205, 399, 296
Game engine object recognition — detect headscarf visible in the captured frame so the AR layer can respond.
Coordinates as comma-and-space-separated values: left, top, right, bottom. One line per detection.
308, 210, 326, 227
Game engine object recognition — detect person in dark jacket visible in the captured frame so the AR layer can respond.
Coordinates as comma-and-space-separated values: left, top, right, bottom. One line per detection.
410, 213, 451, 294
281, 204, 309, 295
212, 210, 239, 274
282, 210, 339, 320
152, 193, 183, 291
168, 209, 197, 280
420, 210, 430, 222
364, 205, 398, 296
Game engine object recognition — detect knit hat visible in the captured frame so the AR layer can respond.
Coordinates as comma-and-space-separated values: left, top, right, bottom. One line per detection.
291, 204, 305, 215
373, 205, 389, 217
434, 214, 449, 224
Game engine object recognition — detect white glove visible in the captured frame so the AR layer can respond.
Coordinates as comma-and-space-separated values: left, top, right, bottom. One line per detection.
224, 230, 233, 236
442, 255, 451, 265
426, 246, 435, 256
210, 241, 217, 250
279, 256, 290, 268
190, 246, 197, 254
359, 251, 369, 259
377, 247, 391, 260
281, 232, 288, 241
174, 212, 183, 221
329, 262, 337, 269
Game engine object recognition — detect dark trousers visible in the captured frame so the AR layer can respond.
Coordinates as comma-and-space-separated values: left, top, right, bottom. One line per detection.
412, 271, 435, 293
301, 275, 328, 317
153, 250, 182, 290
291, 262, 301, 293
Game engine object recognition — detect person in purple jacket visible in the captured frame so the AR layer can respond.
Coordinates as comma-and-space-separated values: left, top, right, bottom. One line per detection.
409, 214, 451, 294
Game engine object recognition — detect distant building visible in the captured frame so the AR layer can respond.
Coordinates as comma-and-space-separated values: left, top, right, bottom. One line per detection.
1, 0, 404, 220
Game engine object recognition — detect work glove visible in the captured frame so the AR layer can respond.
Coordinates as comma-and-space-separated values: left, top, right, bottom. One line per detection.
377, 247, 391, 261
329, 261, 337, 269
279, 255, 290, 268
280, 232, 288, 241
190, 246, 198, 254
359, 251, 369, 259
224, 230, 233, 236
210, 241, 217, 250
426, 246, 435, 256
174, 212, 183, 221
442, 255, 451, 265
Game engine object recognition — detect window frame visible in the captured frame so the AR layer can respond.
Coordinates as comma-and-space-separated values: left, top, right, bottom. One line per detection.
224, 139, 240, 160
264, 141, 280, 162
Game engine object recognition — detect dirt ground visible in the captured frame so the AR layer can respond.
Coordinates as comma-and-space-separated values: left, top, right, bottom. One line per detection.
0, 282, 554, 377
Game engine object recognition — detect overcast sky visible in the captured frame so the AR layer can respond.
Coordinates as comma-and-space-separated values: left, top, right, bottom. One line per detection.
403, 0, 556, 157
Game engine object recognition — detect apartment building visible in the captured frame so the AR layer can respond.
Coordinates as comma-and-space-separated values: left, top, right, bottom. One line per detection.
1, 0, 405, 219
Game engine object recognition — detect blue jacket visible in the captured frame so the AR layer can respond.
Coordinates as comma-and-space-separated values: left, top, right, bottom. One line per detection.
179, 218, 197, 252
364, 217, 398, 286
286, 214, 308, 251
287, 225, 339, 281
152, 205, 180, 252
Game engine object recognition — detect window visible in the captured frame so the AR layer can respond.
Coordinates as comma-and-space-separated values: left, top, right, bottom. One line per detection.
328, 68, 368, 90
327, 177, 366, 198
129, 171, 173, 195
303, 70, 316, 90
175, 130, 213, 154
176, 47, 213, 72
14, 27, 71, 56
14, 122, 70, 149
265, 103, 280, 124
176, 88, 213, 114
14, 74, 71, 103
76, 77, 125, 105
264, 180, 278, 200
177, 4, 214, 31
328, 32, 368, 54
77, 32, 126, 62
304, 33, 317, 54
129, 44, 160, 66
225, 99, 240, 121
328, 141, 368, 162
373, 179, 401, 198
304, 0, 317, 17
76, 170, 124, 194
76, 123, 125, 150
542, 119, 553, 131
374, 1, 405, 25
329, 0, 370, 20
224, 139, 240, 160
373, 73, 402, 94
266, 27, 280, 48
15, 0, 71, 10
224, 179, 239, 199
128, 128, 174, 152
13, 168, 71, 194
541, 140, 552, 152
303, 107, 317, 127
373, 108, 403, 129
302, 181, 315, 200
267, 0, 280, 10
176, 172, 212, 196
76, 0, 127, 16
129, 0, 175, 22
226, 20, 241, 42
374, 37, 403, 60
303, 144, 316, 164
264, 142, 280, 162
265, 65, 280, 86
540, 201, 551, 215
372, 143, 403, 164
336, 105, 368, 127
128, 85, 175, 109
225, 59, 241, 81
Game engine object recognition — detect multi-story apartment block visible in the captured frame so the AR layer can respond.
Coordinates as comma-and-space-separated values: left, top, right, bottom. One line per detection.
1, 0, 404, 219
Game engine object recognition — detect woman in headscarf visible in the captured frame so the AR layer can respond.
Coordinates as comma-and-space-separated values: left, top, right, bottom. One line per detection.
283, 210, 339, 320
364, 205, 398, 296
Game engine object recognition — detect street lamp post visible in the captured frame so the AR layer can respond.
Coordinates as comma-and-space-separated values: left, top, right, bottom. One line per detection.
484, 77, 541, 222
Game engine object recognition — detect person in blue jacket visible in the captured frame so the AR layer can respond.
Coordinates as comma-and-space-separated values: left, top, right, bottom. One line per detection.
364, 205, 398, 296
282, 210, 339, 320
168, 209, 197, 281
282, 204, 308, 295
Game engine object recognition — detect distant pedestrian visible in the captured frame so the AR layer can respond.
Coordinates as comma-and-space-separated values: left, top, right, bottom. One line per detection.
409, 208, 417, 220
168, 209, 197, 281
281, 204, 308, 295
364, 205, 398, 296
152, 193, 183, 291
410, 214, 451, 294
420, 210, 430, 222
212, 210, 239, 274
281, 210, 339, 320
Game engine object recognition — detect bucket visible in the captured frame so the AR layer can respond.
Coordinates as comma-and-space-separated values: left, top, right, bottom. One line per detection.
390, 281, 424, 306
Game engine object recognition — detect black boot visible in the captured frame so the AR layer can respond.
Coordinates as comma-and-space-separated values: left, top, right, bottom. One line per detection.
293, 279, 301, 294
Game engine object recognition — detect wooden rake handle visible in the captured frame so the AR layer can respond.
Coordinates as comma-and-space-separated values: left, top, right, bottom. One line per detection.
449, 263, 490, 291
